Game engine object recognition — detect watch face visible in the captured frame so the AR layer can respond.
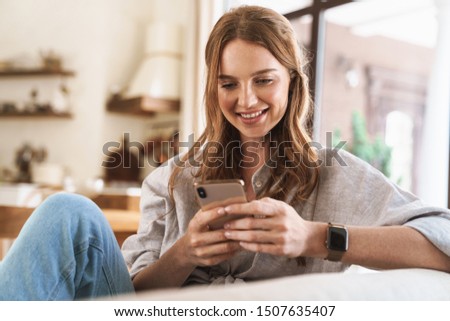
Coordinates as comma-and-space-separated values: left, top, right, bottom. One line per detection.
328, 226, 348, 251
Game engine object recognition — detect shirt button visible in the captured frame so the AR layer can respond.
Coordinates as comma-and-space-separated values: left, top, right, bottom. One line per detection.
255, 181, 262, 188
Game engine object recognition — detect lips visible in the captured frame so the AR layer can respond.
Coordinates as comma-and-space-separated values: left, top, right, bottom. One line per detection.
240, 110, 263, 119
237, 108, 268, 120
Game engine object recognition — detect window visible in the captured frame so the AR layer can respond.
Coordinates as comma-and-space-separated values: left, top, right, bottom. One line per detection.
385, 111, 414, 190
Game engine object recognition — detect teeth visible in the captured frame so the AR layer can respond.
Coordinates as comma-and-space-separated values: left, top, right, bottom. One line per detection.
240, 110, 263, 119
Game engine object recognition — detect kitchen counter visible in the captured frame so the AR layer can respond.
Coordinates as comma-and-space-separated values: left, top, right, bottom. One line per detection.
0, 205, 140, 246
0, 185, 142, 259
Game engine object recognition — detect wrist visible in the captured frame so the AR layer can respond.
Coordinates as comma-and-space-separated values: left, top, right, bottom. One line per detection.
304, 222, 329, 259
173, 235, 197, 270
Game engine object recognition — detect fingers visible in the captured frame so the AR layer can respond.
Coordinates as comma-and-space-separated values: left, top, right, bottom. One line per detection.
185, 208, 243, 267
195, 251, 239, 267
191, 241, 241, 260
222, 197, 281, 218
190, 207, 228, 231
187, 198, 305, 261
224, 229, 280, 244
224, 215, 275, 231
219, 198, 307, 258
222, 201, 288, 231
224, 231, 295, 257
187, 240, 242, 267
189, 229, 230, 247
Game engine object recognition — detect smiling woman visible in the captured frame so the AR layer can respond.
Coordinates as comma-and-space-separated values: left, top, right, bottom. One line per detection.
124, 5, 450, 292
173, 4, 319, 206
0, 4, 449, 301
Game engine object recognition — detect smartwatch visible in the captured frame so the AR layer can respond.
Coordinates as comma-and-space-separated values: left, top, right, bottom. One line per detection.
325, 223, 348, 261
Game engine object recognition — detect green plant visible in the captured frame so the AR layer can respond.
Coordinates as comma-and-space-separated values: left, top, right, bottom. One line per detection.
335, 111, 392, 177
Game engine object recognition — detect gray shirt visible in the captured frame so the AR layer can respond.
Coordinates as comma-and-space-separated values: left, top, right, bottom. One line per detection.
121, 148, 450, 284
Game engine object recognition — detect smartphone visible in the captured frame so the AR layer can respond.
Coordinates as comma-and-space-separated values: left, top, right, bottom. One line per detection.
194, 179, 249, 230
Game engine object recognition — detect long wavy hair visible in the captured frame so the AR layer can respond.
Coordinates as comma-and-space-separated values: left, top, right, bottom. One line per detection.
169, 5, 319, 204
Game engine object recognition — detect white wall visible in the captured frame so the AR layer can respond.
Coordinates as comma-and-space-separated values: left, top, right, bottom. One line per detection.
0, 0, 187, 187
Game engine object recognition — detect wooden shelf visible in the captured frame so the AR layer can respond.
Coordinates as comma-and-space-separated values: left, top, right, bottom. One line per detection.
0, 68, 75, 120
0, 111, 72, 119
107, 96, 180, 116
0, 69, 75, 77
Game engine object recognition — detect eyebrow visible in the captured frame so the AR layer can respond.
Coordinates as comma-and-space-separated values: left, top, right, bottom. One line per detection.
218, 68, 278, 80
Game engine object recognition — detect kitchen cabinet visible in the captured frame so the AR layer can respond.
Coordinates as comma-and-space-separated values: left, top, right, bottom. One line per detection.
0, 68, 75, 118
106, 95, 180, 116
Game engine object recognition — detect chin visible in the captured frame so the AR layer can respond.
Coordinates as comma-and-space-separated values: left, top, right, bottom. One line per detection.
240, 130, 270, 142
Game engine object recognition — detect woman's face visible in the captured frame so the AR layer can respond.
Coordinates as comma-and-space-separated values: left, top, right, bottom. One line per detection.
217, 39, 291, 142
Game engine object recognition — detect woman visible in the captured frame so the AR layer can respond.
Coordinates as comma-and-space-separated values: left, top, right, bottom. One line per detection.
1, 5, 449, 300
123, 5, 450, 290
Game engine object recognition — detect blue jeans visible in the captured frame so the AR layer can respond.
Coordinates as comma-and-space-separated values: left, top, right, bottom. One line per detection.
0, 193, 135, 300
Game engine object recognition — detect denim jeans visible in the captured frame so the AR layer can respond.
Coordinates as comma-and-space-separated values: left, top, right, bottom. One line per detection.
0, 193, 135, 300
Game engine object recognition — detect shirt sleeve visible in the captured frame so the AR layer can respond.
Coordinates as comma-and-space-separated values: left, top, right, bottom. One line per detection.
405, 213, 450, 256
120, 164, 173, 279
316, 148, 450, 258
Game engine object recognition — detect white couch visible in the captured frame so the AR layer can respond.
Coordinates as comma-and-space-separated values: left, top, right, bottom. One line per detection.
119, 268, 450, 300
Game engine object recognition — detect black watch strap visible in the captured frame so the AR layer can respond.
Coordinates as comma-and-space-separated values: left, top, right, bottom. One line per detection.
326, 249, 345, 262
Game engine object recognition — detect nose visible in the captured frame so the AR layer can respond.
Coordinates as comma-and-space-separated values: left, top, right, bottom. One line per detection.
237, 85, 258, 109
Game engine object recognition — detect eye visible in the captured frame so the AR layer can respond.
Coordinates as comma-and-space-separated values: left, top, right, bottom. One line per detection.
255, 78, 273, 85
220, 82, 237, 90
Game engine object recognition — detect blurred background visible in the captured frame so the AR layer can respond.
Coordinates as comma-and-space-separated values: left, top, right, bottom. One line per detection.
0, 0, 449, 253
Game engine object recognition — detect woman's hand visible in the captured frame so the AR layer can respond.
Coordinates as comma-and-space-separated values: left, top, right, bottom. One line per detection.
221, 197, 314, 258
179, 207, 242, 267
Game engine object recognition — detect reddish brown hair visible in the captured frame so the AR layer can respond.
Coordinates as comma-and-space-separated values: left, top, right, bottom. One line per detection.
170, 5, 319, 203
